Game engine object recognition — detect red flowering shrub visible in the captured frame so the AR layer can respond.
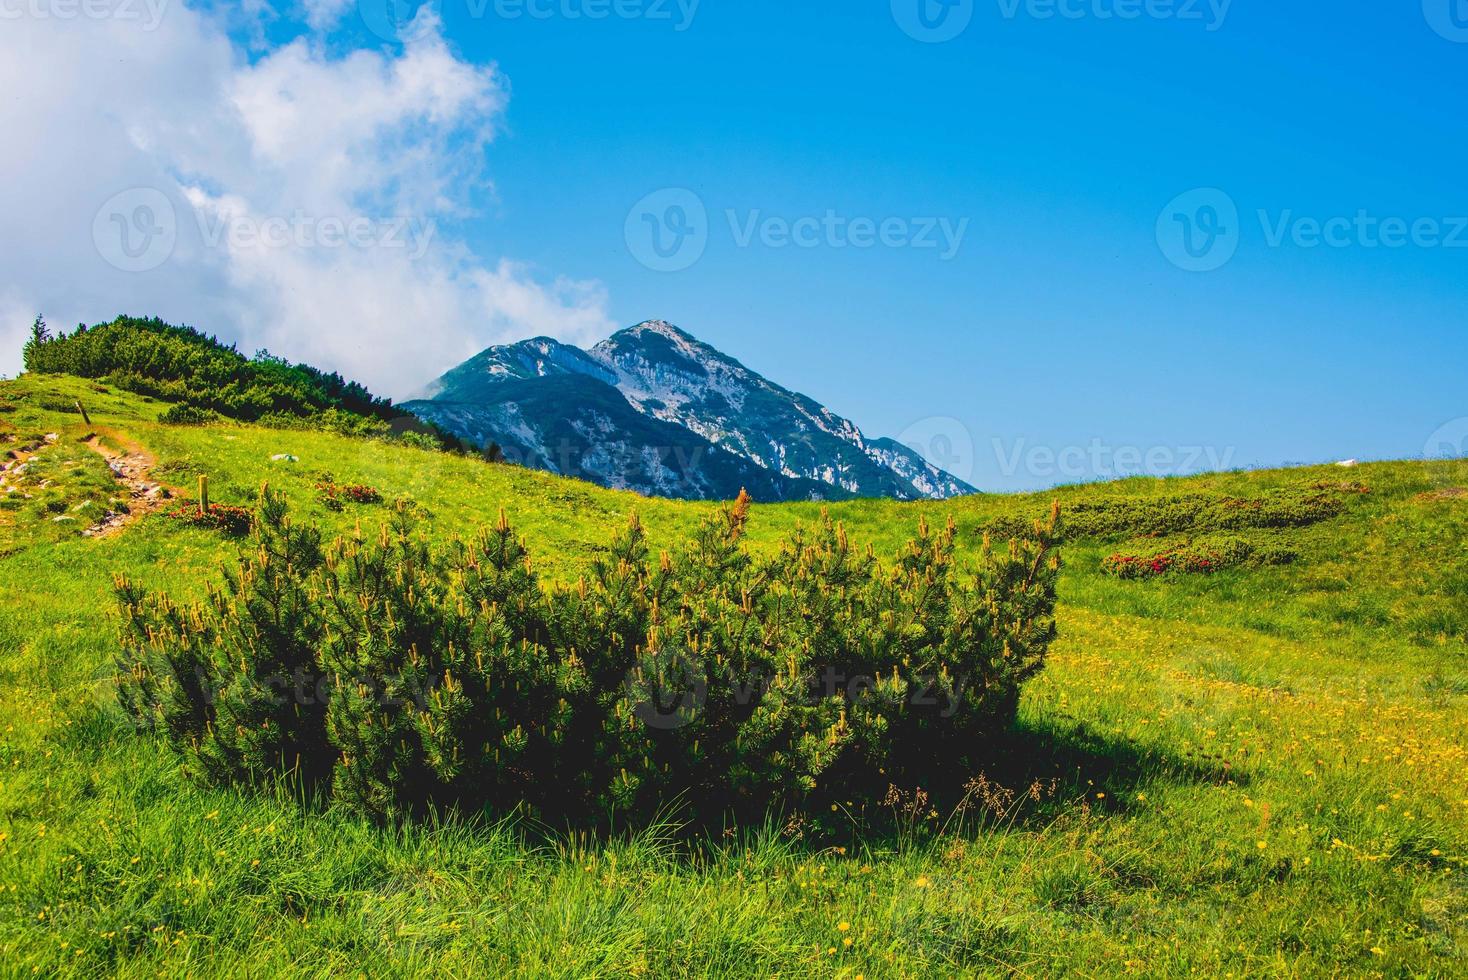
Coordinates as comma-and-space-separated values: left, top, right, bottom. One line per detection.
316, 477, 383, 511
167, 501, 253, 537
1102, 535, 1296, 580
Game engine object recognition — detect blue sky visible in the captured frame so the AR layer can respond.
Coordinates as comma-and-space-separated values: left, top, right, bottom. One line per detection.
406, 0, 1468, 489
3, 1, 1465, 489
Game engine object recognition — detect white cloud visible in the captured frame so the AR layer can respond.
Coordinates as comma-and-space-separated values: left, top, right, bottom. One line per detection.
301, 0, 355, 31
0, 3, 615, 395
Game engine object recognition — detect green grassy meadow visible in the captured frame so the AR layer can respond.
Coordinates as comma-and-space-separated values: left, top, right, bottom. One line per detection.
1, 372, 1464, 976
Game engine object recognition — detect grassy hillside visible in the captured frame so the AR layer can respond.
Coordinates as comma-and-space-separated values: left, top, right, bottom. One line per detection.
1, 371, 1464, 976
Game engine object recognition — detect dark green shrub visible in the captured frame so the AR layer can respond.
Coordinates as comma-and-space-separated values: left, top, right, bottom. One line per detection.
1250, 544, 1303, 568
1066, 488, 1344, 540
396, 431, 440, 451
159, 404, 220, 426
986, 483, 1359, 544
977, 514, 1034, 542
116, 488, 330, 786
319, 508, 585, 815
116, 493, 1062, 824
258, 409, 392, 439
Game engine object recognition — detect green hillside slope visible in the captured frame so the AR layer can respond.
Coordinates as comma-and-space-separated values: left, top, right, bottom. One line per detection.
1, 372, 1464, 976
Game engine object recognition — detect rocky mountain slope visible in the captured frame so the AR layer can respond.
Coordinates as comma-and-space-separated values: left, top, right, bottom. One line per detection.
405, 321, 975, 501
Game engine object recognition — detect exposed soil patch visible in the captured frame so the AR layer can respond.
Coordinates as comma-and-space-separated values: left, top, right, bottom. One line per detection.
82, 434, 169, 537
0, 432, 57, 497
1415, 487, 1468, 503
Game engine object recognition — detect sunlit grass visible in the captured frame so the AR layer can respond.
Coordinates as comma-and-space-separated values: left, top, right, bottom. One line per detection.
0, 373, 1464, 975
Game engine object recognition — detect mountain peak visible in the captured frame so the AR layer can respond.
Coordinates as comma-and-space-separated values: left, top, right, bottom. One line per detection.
408, 322, 977, 502
613, 319, 706, 349
624, 319, 690, 338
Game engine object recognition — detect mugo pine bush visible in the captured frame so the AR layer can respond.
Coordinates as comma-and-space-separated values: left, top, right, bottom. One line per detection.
116, 489, 331, 786
115, 489, 1062, 824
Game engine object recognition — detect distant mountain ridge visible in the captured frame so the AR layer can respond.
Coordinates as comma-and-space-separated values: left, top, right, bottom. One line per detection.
405, 320, 976, 501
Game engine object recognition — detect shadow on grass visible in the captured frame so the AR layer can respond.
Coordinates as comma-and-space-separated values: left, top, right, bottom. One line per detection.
70, 699, 1236, 859
514, 717, 1242, 854
776, 716, 1242, 851
972, 715, 1240, 824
